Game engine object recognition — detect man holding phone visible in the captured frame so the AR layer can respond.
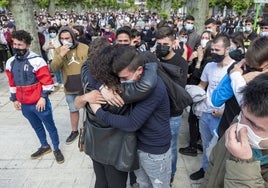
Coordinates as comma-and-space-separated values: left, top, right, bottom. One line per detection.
50, 26, 88, 145
201, 73, 268, 187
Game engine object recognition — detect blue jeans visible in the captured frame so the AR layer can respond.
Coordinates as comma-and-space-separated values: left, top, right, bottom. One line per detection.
135, 149, 171, 188
54, 70, 62, 84
21, 97, 59, 150
199, 112, 221, 170
170, 115, 182, 178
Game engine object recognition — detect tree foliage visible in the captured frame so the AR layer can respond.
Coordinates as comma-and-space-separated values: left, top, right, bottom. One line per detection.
209, 0, 254, 15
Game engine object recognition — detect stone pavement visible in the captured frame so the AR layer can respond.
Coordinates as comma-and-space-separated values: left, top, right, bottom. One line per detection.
0, 72, 204, 188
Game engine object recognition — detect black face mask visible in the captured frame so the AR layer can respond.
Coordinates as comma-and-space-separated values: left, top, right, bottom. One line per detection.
229, 49, 244, 62
211, 53, 225, 63
156, 44, 170, 58
14, 48, 28, 57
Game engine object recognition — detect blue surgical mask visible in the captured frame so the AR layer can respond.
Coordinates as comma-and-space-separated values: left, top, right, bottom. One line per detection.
185, 23, 194, 31
49, 32, 57, 38
180, 38, 187, 44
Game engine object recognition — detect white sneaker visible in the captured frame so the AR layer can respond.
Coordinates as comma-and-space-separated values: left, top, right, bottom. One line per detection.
54, 82, 59, 87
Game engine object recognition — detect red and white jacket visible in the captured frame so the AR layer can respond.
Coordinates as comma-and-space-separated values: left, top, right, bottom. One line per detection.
5, 51, 54, 104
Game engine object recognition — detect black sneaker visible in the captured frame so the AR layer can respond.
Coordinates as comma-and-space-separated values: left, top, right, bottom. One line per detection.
197, 144, 203, 152
31, 145, 52, 159
66, 131, 79, 145
53, 149, 64, 164
179, 146, 198, 156
190, 168, 205, 180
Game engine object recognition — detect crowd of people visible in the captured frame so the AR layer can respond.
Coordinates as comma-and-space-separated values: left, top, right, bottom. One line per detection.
3, 8, 268, 188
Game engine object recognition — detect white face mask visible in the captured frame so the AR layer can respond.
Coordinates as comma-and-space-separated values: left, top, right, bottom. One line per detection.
206, 28, 213, 33
260, 31, 268, 37
61, 40, 73, 48
237, 115, 268, 149
245, 26, 252, 32
200, 39, 209, 48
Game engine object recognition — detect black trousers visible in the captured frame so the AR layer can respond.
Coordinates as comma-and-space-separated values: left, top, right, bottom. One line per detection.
92, 159, 128, 188
188, 106, 200, 148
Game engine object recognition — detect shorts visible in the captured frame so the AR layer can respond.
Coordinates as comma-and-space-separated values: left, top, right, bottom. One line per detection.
65, 94, 79, 112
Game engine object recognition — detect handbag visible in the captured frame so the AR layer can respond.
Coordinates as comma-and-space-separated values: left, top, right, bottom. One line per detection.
84, 116, 139, 172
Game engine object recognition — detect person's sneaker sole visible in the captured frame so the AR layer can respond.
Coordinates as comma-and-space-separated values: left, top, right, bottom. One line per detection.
179, 152, 198, 157
65, 135, 78, 145
55, 159, 65, 164
31, 148, 52, 159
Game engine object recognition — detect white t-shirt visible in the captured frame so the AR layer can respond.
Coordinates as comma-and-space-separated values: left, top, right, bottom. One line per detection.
201, 61, 233, 113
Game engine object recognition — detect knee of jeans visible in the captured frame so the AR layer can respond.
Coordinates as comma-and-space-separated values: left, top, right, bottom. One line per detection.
153, 178, 163, 185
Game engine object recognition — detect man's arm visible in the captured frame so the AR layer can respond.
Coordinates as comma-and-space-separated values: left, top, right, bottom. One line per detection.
91, 79, 168, 132
224, 124, 265, 187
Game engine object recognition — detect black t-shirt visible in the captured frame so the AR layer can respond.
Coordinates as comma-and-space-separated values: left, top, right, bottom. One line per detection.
159, 51, 188, 87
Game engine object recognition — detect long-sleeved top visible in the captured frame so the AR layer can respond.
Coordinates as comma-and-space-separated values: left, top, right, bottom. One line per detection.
6, 51, 54, 104
96, 76, 171, 155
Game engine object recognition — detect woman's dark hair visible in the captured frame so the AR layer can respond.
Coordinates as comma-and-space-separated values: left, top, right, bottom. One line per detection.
89, 44, 120, 90
230, 32, 245, 50
48, 26, 58, 34
73, 25, 84, 37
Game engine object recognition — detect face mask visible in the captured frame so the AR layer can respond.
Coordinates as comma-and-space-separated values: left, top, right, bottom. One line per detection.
121, 79, 134, 84
185, 23, 194, 31
237, 122, 268, 149
14, 48, 28, 57
229, 46, 235, 52
211, 53, 225, 63
61, 40, 73, 48
206, 28, 213, 33
49, 32, 57, 38
245, 26, 252, 32
180, 38, 187, 44
260, 31, 268, 37
200, 39, 209, 48
229, 49, 242, 61
105, 29, 110, 32
156, 44, 170, 58
144, 26, 150, 30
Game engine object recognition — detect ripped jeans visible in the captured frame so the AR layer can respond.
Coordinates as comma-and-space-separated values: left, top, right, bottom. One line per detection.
135, 148, 171, 188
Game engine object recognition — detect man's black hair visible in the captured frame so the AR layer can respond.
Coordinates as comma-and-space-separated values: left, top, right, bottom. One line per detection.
12, 30, 33, 45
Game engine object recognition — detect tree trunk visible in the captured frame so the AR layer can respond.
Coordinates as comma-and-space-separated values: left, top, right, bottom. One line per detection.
191, 0, 210, 35
161, 0, 172, 15
48, 0, 56, 16
9, 0, 41, 55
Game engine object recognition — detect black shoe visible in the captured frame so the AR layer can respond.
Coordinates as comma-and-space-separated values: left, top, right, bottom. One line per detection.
66, 131, 79, 145
170, 177, 174, 187
197, 144, 203, 152
31, 145, 52, 159
53, 149, 64, 164
179, 146, 197, 156
190, 168, 205, 180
